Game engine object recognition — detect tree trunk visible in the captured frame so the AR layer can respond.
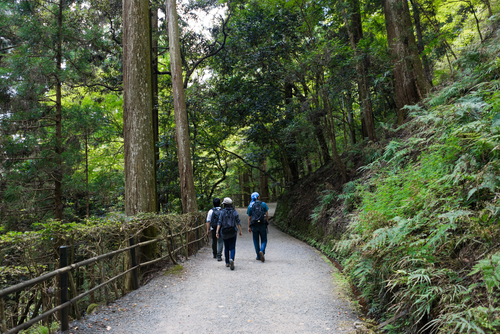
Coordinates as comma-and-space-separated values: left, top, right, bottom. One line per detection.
151, 7, 160, 213
483, 0, 493, 17
313, 74, 332, 164
166, 0, 198, 213
85, 131, 89, 217
242, 169, 251, 205
342, 0, 376, 141
312, 86, 332, 163
468, 2, 483, 43
54, 0, 63, 220
314, 117, 331, 163
382, 0, 427, 124
259, 158, 269, 202
323, 90, 347, 182
123, 0, 158, 268
410, 0, 433, 88
344, 90, 356, 145
284, 81, 300, 183
123, 0, 157, 215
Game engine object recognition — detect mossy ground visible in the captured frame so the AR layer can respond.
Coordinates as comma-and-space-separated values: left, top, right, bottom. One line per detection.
164, 264, 184, 276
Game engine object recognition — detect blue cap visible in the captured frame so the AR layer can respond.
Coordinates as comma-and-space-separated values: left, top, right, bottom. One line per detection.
251, 192, 259, 201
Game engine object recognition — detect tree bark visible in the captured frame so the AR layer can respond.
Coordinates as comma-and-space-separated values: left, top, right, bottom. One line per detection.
342, 0, 376, 141
382, 0, 427, 124
123, 0, 157, 215
483, 0, 493, 17
312, 82, 332, 163
166, 0, 198, 213
54, 0, 64, 220
85, 131, 89, 217
259, 158, 269, 202
151, 7, 160, 213
242, 169, 251, 205
283, 81, 300, 183
410, 0, 433, 88
322, 88, 347, 182
344, 89, 356, 145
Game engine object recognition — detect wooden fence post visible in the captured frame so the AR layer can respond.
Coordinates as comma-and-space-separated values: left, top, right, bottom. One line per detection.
196, 217, 200, 252
59, 246, 69, 331
0, 297, 7, 332
129, 237, 139, 290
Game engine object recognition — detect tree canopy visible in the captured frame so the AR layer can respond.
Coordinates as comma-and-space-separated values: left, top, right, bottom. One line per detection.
0, 0, 493, 219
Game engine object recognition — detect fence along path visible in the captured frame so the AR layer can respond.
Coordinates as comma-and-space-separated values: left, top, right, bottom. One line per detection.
0, 212, 206, 334
70, 203, 359, 333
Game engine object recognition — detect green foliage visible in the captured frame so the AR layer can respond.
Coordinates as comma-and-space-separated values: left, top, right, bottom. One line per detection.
0, 211, 206, 332
20, 322, 59, 334
469, 253, 500, 295
281, 19, 500, 333
336, 62, 500, 331
337, 181, 360, 212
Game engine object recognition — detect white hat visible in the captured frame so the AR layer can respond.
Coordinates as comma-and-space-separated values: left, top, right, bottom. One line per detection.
222, 197, 233, 205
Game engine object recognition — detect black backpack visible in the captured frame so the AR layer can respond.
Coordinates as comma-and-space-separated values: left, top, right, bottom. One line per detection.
220, 207, 237, 239
250, 201, 267, 226
210, 208, 221, 228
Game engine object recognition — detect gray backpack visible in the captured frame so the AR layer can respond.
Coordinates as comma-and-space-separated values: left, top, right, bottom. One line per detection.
220, 207, 237, 239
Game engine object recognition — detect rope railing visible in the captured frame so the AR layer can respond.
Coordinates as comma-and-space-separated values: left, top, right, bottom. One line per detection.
0, 215, 207, 333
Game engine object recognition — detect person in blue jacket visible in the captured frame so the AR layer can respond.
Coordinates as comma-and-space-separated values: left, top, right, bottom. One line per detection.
247, 192, 269, 262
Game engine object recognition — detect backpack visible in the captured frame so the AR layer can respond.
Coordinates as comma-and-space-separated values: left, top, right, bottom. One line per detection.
210, 208, 221, 228
250, 201, 267, 226
220, 207, 237, 239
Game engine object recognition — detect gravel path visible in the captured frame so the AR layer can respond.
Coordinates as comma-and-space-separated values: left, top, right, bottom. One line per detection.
69, 204, 359, 333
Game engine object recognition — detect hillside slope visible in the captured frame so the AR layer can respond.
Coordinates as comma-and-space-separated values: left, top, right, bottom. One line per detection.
275, 24, 500, 334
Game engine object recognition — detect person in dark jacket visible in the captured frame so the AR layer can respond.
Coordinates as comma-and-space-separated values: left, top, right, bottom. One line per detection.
216, 197, 242, 270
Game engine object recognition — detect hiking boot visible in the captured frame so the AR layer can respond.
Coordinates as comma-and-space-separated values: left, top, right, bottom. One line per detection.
259, 251, 265, 262
226, 263, 230, 267
230, 259, 234, 270
217, 256, 222, 261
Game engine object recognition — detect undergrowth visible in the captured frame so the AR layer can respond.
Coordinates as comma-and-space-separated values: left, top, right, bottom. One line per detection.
278, 23, 500, 334
330, 38, 500, 333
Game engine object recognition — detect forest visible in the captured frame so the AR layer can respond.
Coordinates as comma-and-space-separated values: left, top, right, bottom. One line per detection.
1, 0, 500, 332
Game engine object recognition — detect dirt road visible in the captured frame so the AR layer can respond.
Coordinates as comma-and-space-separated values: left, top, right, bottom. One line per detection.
69, 204, 359, 333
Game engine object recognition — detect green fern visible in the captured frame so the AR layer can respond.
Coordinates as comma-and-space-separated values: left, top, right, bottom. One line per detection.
469, 252, 500, 295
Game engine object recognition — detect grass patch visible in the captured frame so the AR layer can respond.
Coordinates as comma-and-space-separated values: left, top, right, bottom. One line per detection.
164, 264, 184, 276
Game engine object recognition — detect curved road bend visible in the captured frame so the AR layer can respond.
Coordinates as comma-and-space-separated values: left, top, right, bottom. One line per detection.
69, 203, 359, 333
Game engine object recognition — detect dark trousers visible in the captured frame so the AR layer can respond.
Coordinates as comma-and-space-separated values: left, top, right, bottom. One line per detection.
223, 236, 237, 264
211, 229, 223, 257
251, 224, 268, 259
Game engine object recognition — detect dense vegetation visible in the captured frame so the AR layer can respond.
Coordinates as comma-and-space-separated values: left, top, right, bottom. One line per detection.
275, 24, 500, 334
1, 0, 499, 332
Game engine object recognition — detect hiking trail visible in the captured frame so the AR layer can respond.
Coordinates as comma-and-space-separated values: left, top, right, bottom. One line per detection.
69, 204, 360, 333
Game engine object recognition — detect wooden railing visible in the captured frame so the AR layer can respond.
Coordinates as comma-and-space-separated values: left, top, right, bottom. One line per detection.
0, 216, 207, 334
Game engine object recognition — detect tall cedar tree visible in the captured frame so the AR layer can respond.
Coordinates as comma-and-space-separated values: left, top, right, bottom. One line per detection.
123, 0, 158, 263
342, 0, 377, 141
166, 0, 199, 213
382, 0, 427, 124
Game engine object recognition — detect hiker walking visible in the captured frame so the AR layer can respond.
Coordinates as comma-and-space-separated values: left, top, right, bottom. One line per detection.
247, 192, 269, 262
216, 197, 242, 270
206, 197, 223, 261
